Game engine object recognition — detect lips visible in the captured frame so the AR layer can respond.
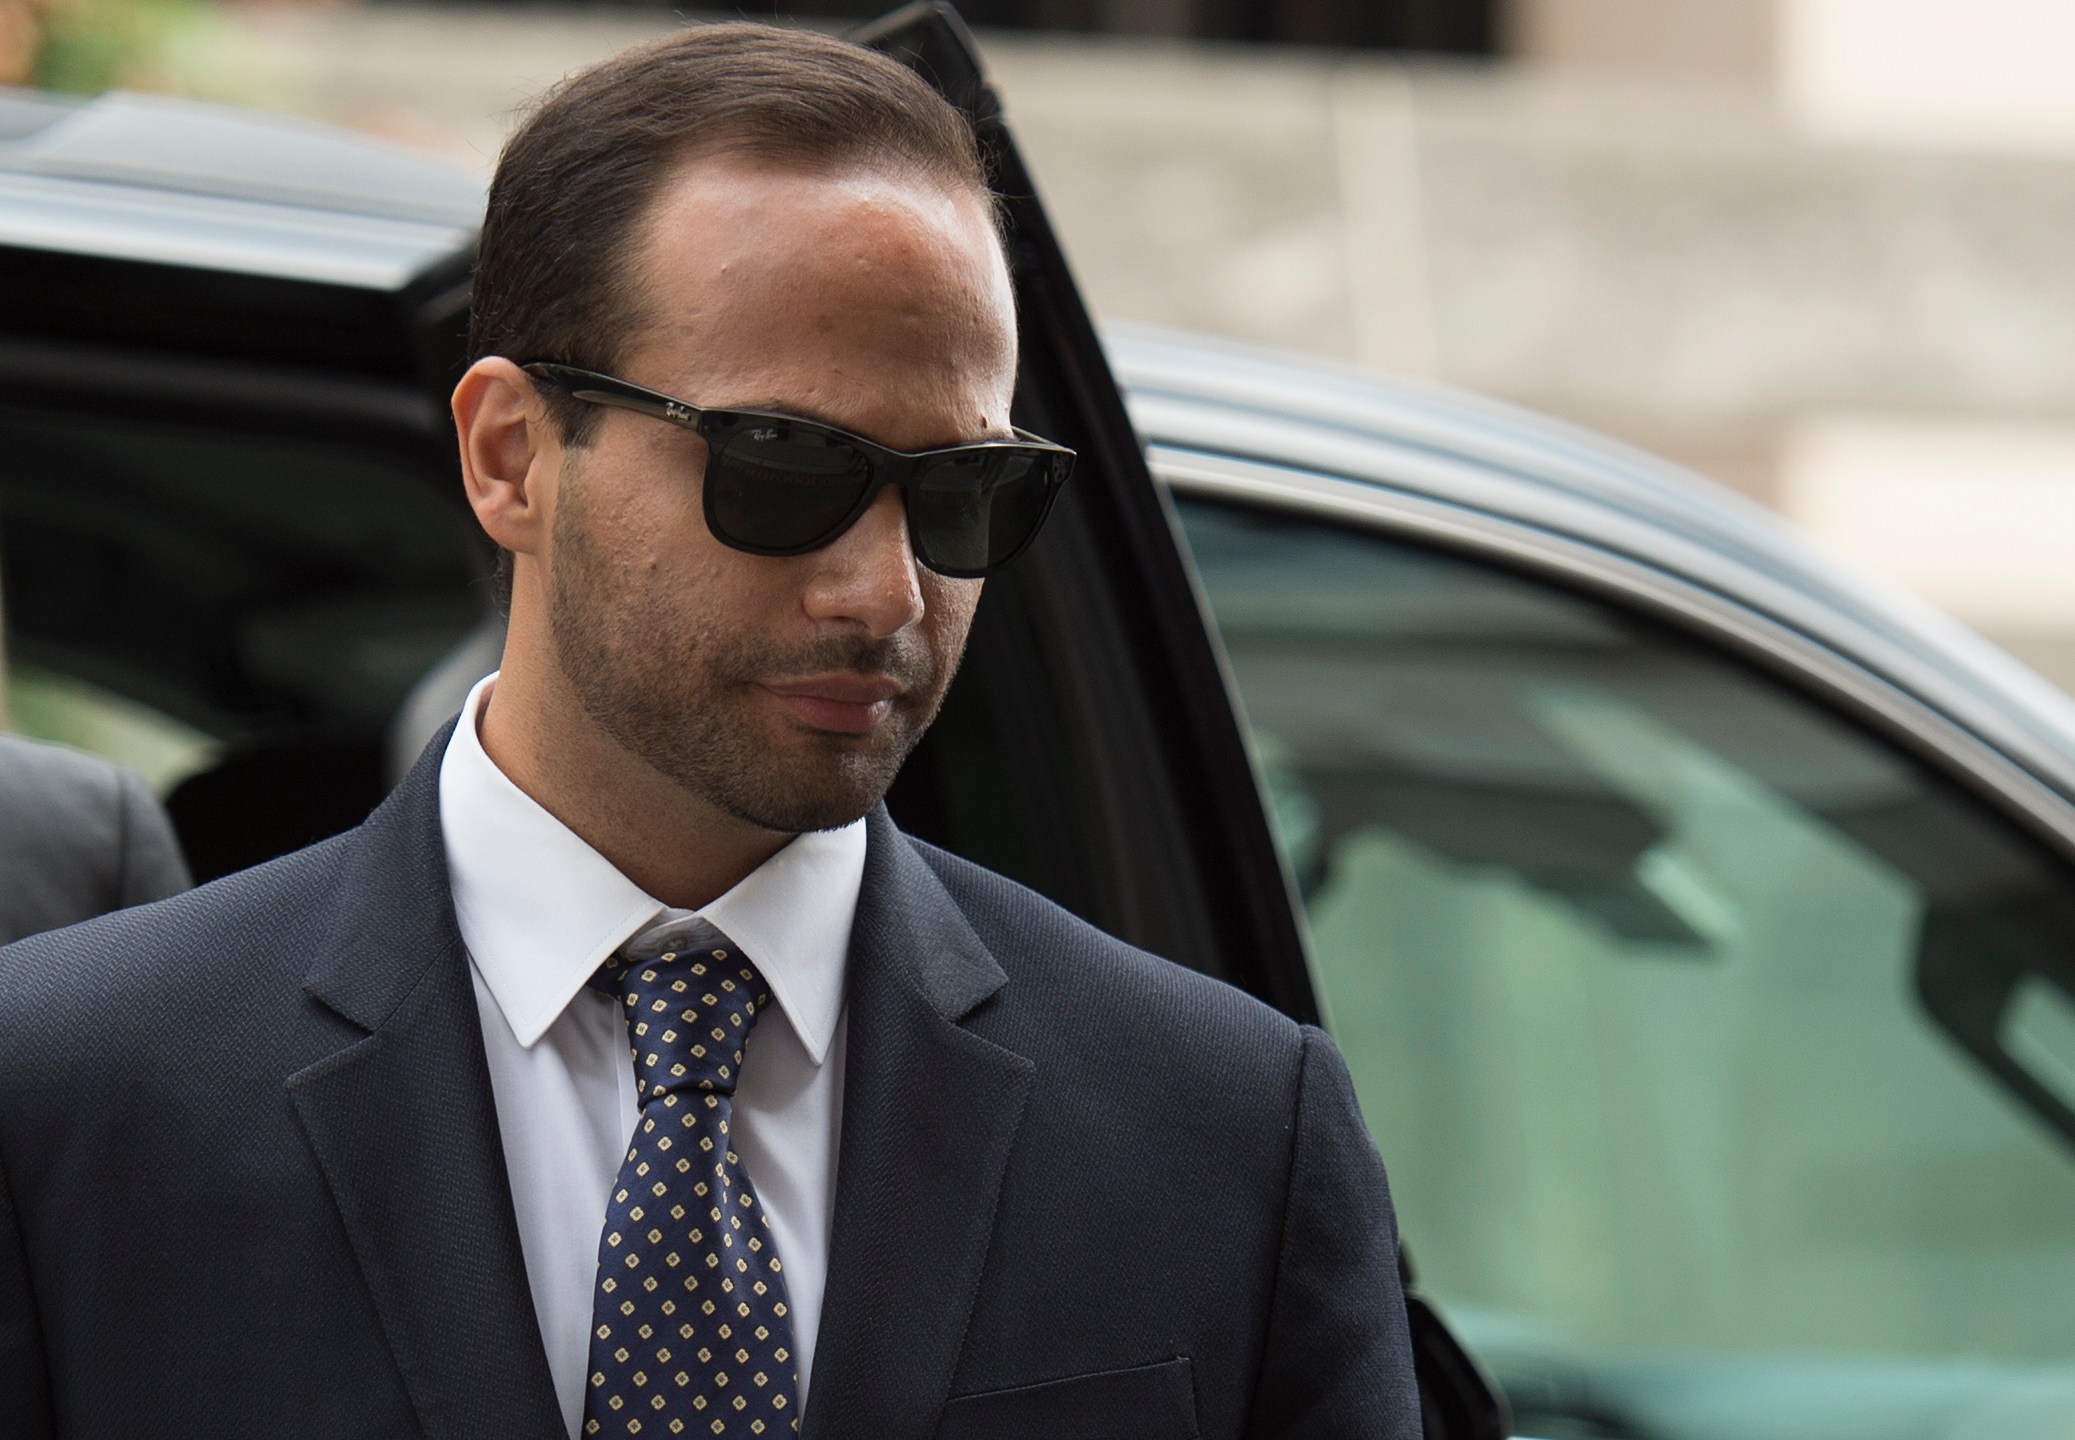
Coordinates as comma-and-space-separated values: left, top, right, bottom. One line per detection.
758, 674, 906, 735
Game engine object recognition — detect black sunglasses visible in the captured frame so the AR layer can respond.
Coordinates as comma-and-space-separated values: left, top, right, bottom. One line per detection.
522, 363, 1074, 579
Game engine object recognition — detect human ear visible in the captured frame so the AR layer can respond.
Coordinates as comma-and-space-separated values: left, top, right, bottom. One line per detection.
452, 357, 559, 562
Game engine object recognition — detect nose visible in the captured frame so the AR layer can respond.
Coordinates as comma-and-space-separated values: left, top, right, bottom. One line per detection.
800, 486, 926, 639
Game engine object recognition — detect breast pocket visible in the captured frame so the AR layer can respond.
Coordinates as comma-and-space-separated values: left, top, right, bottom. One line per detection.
934, 1356, 1198, 1440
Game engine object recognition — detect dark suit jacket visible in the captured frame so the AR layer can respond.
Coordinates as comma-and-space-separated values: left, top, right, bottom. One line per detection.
0, 734, 1418, 1438
0, 734, 190, 946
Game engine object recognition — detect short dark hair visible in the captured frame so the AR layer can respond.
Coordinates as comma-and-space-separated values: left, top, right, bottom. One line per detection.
472, 20, 992, 436
469, 21, 995, 609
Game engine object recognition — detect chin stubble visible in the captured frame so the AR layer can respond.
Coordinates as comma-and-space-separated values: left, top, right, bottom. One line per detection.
546, 466, 956, 833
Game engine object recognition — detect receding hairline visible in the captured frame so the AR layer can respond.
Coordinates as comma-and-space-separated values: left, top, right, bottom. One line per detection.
469, 20, 1000, 366
601, 141, 1012, 365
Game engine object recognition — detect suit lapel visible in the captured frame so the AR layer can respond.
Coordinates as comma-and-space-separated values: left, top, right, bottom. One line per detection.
287, 729, 564, 1440
804, 810, 1035, 1440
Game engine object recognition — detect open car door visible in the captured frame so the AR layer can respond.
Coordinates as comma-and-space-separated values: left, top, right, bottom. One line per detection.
854, 6, 1507, 1435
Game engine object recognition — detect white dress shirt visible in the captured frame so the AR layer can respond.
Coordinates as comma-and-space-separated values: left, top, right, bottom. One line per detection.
438, 674, 862, 1438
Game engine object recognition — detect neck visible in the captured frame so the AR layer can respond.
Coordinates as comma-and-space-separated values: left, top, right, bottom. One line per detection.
476, 651, 792, 911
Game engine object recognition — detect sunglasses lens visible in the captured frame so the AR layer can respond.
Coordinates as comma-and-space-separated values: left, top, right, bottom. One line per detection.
704, 412, 1067, 575
706, 421, 872, 551
910, 450, 1062, 576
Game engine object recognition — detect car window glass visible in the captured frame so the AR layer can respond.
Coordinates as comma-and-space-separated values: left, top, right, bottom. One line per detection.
5, 660, 218, 794
1176, 493, 2075, 1438
0, 398, 487, 877
0, 403, 482, 730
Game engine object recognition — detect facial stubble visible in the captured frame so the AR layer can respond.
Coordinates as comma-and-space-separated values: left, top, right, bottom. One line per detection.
547, 455, 966, 834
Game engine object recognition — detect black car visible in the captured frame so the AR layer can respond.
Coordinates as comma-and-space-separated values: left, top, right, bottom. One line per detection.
8, 8, 2075, 1438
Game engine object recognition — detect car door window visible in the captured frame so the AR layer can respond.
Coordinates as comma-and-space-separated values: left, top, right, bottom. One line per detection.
1175, 493, 2075, 1439
5, 660, 219, 794
0, 395, 487, 877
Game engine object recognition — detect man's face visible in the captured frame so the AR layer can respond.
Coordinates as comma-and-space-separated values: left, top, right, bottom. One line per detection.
540, 153, 1017, 834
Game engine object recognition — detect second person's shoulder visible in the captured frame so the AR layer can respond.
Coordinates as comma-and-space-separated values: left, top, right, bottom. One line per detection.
0, 825, 355, 1018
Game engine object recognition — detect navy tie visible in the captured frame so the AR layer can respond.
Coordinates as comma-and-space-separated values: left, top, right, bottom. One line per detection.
582, 927, 799, 1438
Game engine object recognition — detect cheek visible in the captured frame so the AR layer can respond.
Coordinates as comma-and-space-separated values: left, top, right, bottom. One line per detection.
595, 471, 725, 581
558, 490, 697, 634
613, 427, 713, 534
922, 578, 984, 656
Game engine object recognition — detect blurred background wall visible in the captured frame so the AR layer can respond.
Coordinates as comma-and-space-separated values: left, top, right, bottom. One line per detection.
10, 0, 2075, 691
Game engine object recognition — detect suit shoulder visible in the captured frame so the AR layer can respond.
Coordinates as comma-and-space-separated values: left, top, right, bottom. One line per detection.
0, 735, 128, 857
909, 837, 1303, 1061
0, 830, 353, 1007
0, 732, 124, 799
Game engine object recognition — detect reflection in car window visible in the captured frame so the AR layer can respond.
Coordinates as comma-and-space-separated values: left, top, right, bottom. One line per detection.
1177, 495, 2075, 1439
0, 400, 489, 878
0, 404, 484, 735
6, 661, 220, 795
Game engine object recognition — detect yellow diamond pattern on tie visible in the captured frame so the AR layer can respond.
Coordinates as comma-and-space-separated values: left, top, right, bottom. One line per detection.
582, 935, 798, 1438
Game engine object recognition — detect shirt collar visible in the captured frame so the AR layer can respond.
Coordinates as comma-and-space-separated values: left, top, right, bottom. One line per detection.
439, 672, 861, 1065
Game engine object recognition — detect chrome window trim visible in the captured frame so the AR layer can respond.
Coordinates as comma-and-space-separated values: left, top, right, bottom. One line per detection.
1118, 337, 2075, 799
1154, 447, 2075, 864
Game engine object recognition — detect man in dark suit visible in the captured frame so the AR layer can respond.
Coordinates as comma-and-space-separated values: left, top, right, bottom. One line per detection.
0, 23, 1418, 1439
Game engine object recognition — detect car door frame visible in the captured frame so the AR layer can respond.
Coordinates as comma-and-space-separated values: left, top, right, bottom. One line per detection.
860, 7, 1514, 1435
858, 1, 1317, 1013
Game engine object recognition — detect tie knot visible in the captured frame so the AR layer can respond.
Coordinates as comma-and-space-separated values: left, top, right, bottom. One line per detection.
599, 939, 771, 1102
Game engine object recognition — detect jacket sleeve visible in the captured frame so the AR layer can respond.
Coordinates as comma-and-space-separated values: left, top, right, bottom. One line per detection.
1245, 1025, 1421, 1440
113, 767, 192, 909
0, 1145, 53, 1439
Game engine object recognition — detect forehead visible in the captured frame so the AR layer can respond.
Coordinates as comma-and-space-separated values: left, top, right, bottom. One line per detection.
621, 153, 1015, 391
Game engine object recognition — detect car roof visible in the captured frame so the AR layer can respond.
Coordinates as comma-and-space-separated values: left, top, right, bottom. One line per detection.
1112, 324, 2075, 808
0, 87, 478, 289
